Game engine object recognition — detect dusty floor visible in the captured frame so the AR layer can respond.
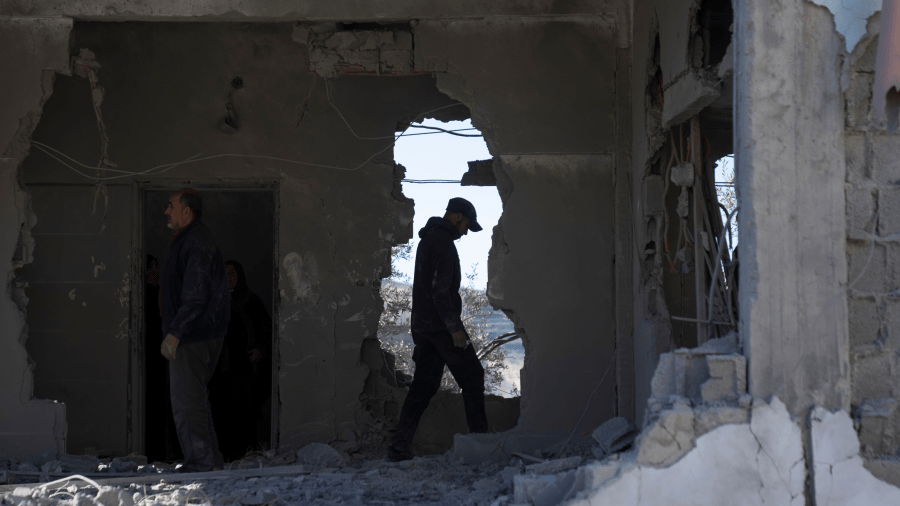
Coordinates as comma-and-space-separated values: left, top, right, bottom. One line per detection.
1, 454, 525, 506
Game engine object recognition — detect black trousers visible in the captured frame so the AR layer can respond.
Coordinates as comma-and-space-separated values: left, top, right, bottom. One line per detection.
392, 330, 488, 451
169, 337, 224, 472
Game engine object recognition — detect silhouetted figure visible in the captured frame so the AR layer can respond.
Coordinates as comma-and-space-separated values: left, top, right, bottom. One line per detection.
160, 188, 230, 472
388, 197, 488, 462
209, 260, 272, 461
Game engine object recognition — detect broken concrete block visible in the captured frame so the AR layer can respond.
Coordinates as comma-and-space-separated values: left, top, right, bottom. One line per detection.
513, 474, 557, 504
662, 70, 722, 128
530, 470, 576, 506
296, 443, 345, 468
591, 417, 637, 457
858, 398, 899, 456
241, 490, 278, 506
525, 456, 581, 475
693, 405, 750, 435
514, 471, 576, 506
637, 403, 695, 466
569, 461, 622, 496
700, 354, 747, 402
95, 487, 134, 506
461, 159, 497, 187
499, 464, 523, 490
450, 432, 565, 465
40, 460, 61, 473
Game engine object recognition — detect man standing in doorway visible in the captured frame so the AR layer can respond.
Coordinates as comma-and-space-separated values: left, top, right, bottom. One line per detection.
387, 197, 489, 462
159, 188, 231, 472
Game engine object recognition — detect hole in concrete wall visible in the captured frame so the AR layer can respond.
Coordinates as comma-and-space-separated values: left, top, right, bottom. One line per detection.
379, 118, 521, 399
714, 154, 737, 255
696, 0, 734, 68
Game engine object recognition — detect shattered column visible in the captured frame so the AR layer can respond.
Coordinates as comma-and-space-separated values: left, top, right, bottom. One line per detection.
0, 17, 72, 461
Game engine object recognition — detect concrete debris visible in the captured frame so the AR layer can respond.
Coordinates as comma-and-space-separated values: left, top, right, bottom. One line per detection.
636, 399, 696, 466
461, 159, 497, 187
661, 69, 722, 128
296, 443, 346, 468
58, 454, 100, 474
525, 456, 582, 475
449, 432, 567, 465
591, 417, 637, 458
864, 458, 900, 488
297, 27, 415, 77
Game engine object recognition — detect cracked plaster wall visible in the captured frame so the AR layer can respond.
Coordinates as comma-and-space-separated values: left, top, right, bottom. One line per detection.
13, 21, 464, 455
0, 16, 72, 461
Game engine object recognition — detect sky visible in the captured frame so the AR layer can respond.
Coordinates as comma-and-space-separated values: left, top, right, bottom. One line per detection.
393, 118, 499, 289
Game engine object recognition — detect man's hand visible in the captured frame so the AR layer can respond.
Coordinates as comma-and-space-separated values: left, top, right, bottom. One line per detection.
249, 349, 261, 363
451, 330, 469, 349
161, 334, 180, 360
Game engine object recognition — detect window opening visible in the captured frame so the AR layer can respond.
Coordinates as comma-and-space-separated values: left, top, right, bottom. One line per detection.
379, 118, 521, 398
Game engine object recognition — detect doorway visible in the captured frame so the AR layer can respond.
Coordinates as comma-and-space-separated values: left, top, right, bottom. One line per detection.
139, 185, 277, 462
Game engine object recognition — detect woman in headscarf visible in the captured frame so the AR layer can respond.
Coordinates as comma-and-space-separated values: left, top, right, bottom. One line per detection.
209, 260, 272, 461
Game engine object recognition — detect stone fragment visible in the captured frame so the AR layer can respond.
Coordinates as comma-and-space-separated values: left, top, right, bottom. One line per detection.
241, 490, 278, 505
525, 456, 582, 475
41, 460, 62, 473
693, 405, 749, 435
296, 443, 345, 468
530, 470, 576, 506
700, 354, 747, 402
95, 487, 134, 506
591, 417, 637, 456
636, 403, 695, 466
109, 458, 138, 473
662, 70, 722, 127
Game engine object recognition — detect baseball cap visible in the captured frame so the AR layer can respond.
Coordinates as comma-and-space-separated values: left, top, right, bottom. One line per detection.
446, 197, 483, 232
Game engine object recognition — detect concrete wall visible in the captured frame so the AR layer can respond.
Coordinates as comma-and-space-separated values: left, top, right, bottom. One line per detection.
734, 0, 850, 415
0, 17, 71, 462
843, 13, 900, 458
15, 21, 461, 454
413, 17, 628, 435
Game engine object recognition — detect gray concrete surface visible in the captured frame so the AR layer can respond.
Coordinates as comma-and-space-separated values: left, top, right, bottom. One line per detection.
488, 155, 616, 436
0, 16, 71, 462
734, 0, 850, 414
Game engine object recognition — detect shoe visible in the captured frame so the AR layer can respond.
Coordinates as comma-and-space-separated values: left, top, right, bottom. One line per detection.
385, 446, 413, 462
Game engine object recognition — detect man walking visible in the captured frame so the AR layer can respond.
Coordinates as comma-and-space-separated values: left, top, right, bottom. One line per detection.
387, 197, 489, 461
159, 188, 231, 472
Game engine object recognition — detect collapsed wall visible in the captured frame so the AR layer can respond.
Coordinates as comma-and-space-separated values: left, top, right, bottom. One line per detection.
0, 17, 72, 462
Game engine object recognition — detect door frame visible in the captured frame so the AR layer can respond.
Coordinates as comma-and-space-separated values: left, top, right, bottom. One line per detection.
129, 180, 281, 455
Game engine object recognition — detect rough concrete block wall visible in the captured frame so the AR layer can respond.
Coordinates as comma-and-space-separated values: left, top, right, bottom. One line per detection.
843, 13, 900, 459
0, 17, 72, 461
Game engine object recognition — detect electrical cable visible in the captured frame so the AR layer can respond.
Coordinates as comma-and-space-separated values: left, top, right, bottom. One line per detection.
400, 124, 483, 138
397, 128, 479, 137
30, 84, 472, 182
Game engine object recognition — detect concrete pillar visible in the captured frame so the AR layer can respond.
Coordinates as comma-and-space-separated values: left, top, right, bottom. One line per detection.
733, 0, 850, 414
0, 17, 72, 460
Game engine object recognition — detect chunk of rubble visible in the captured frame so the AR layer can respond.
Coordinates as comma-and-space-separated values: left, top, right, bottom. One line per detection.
591, 417, 637, 458
525, 456, 582, 475
296, 442, 346, 468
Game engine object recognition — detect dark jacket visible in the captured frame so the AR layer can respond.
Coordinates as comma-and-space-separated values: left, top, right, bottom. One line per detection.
161, 220, 231, 343
217, 261, 272, 379
411, 217, 465, 334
